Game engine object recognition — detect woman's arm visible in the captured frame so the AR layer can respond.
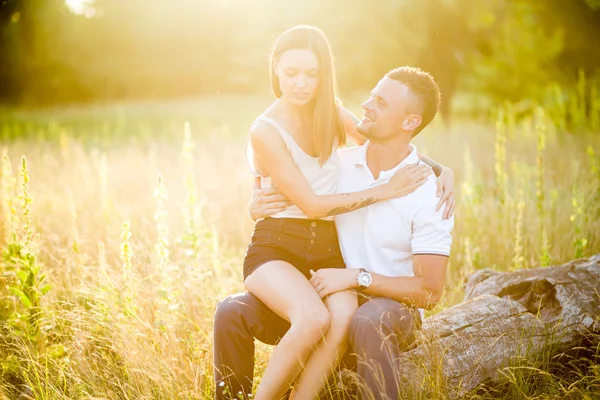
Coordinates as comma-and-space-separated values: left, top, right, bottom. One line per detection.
250, 123, 431, 219
338, 105, 367, 146
417, 153, 444, 177
416, 153, 455, 219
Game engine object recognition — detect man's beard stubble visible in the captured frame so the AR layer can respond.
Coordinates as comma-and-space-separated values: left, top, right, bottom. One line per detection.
358, 123, 391, 144
357, 123, 376, 141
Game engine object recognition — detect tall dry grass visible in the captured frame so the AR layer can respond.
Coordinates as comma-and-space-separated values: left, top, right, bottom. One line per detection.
0, 95, 598, 399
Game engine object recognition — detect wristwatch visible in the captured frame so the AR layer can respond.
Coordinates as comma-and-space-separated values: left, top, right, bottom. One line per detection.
356, 268, 372, 290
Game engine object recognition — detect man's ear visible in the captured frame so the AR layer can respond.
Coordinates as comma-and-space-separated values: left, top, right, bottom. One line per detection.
402, 114, 422, 131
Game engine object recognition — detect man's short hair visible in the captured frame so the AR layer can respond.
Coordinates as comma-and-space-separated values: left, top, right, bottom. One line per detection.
385, 66, 441, 137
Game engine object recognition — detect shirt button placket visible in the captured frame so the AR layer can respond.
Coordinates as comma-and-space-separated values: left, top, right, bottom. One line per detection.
305, 221, 316, 265
308, 221, 316, 247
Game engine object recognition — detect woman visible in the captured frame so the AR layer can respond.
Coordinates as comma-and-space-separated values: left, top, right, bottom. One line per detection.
243, 26, 451, 400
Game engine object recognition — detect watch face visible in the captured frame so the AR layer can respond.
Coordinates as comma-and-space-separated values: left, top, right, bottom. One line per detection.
358, 272, 372, 287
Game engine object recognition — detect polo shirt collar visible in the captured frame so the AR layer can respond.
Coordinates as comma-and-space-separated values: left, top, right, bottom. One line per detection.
354, 141, 420, 179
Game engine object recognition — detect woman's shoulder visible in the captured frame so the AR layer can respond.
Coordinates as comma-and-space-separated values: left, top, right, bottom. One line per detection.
249, 116, 287, 152
252, 101, 283, 128
250, 117, 278, 138
250, 104, 283, 132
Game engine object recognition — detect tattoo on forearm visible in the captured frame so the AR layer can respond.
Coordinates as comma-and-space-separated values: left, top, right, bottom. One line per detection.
419, 155, 443, 177
325, 196, 377, 217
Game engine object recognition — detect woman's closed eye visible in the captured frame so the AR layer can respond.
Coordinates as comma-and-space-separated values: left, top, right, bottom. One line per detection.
284, 69, 318, 79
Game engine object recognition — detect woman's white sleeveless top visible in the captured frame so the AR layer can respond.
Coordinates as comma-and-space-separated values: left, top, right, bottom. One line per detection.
245, 116, 340, 221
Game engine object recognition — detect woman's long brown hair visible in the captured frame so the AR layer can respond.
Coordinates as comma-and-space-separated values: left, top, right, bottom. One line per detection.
269, 26, 346, 165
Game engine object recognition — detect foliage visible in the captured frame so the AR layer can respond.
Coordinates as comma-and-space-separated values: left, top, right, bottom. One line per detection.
0, 0, 599, 115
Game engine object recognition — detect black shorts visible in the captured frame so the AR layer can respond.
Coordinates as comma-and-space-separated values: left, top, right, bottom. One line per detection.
243, 217, 346, 280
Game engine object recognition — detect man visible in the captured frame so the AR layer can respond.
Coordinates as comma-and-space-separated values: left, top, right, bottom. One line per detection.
214, 66, 455, 400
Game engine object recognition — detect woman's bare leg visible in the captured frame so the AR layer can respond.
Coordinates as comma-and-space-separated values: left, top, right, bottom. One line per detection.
244, 261, 331, 400
290, 290, 358, 399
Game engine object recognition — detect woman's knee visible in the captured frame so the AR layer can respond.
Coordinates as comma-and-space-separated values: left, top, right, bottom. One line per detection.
291, 304, 331, 341
329, 304, 357, 336
326, 291, 358, 331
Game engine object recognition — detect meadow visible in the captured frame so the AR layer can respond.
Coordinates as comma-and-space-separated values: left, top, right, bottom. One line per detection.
0, 93, 598, 399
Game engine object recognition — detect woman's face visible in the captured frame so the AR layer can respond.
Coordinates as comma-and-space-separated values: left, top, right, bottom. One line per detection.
275, 49, 320, 106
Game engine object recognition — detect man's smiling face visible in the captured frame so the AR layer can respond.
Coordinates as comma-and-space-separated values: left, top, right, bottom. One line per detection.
357, 76, 423, 143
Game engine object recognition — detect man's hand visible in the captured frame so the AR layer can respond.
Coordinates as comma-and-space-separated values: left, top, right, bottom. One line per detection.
435, 167, 455, 220
248, 177, 291, 221
309, 268, 357, 299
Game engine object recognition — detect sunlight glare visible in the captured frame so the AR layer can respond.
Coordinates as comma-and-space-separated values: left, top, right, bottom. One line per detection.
65, 0, 96, 18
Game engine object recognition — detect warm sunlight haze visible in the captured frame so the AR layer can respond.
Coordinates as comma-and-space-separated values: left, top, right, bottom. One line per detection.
0, 1, 599, 399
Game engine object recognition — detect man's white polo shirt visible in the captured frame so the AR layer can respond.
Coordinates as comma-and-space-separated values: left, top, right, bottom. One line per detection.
335, 142, 454, 285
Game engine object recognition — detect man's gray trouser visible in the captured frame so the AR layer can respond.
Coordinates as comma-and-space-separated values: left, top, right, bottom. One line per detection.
213, 292, 420, 400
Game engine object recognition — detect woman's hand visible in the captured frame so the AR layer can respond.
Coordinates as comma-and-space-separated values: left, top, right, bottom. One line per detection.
435, 167, 455, 220
309, 268, 357, 299
383, 162, 432, 200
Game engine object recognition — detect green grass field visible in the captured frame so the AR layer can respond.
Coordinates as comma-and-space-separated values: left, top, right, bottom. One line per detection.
0, 95, 598, 399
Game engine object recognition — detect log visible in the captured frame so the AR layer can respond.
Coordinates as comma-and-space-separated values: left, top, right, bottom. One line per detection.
395, 254, 600, 398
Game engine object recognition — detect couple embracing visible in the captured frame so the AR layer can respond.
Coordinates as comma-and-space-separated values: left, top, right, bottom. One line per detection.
214, 25, 455, 400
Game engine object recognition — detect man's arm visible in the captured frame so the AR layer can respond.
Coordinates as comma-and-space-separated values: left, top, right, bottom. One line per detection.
355, 255, 448, 309
247, 178, 290, 221
309, 256, 448, 310
310, 181, 454, 307
365, 187, 453, 308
